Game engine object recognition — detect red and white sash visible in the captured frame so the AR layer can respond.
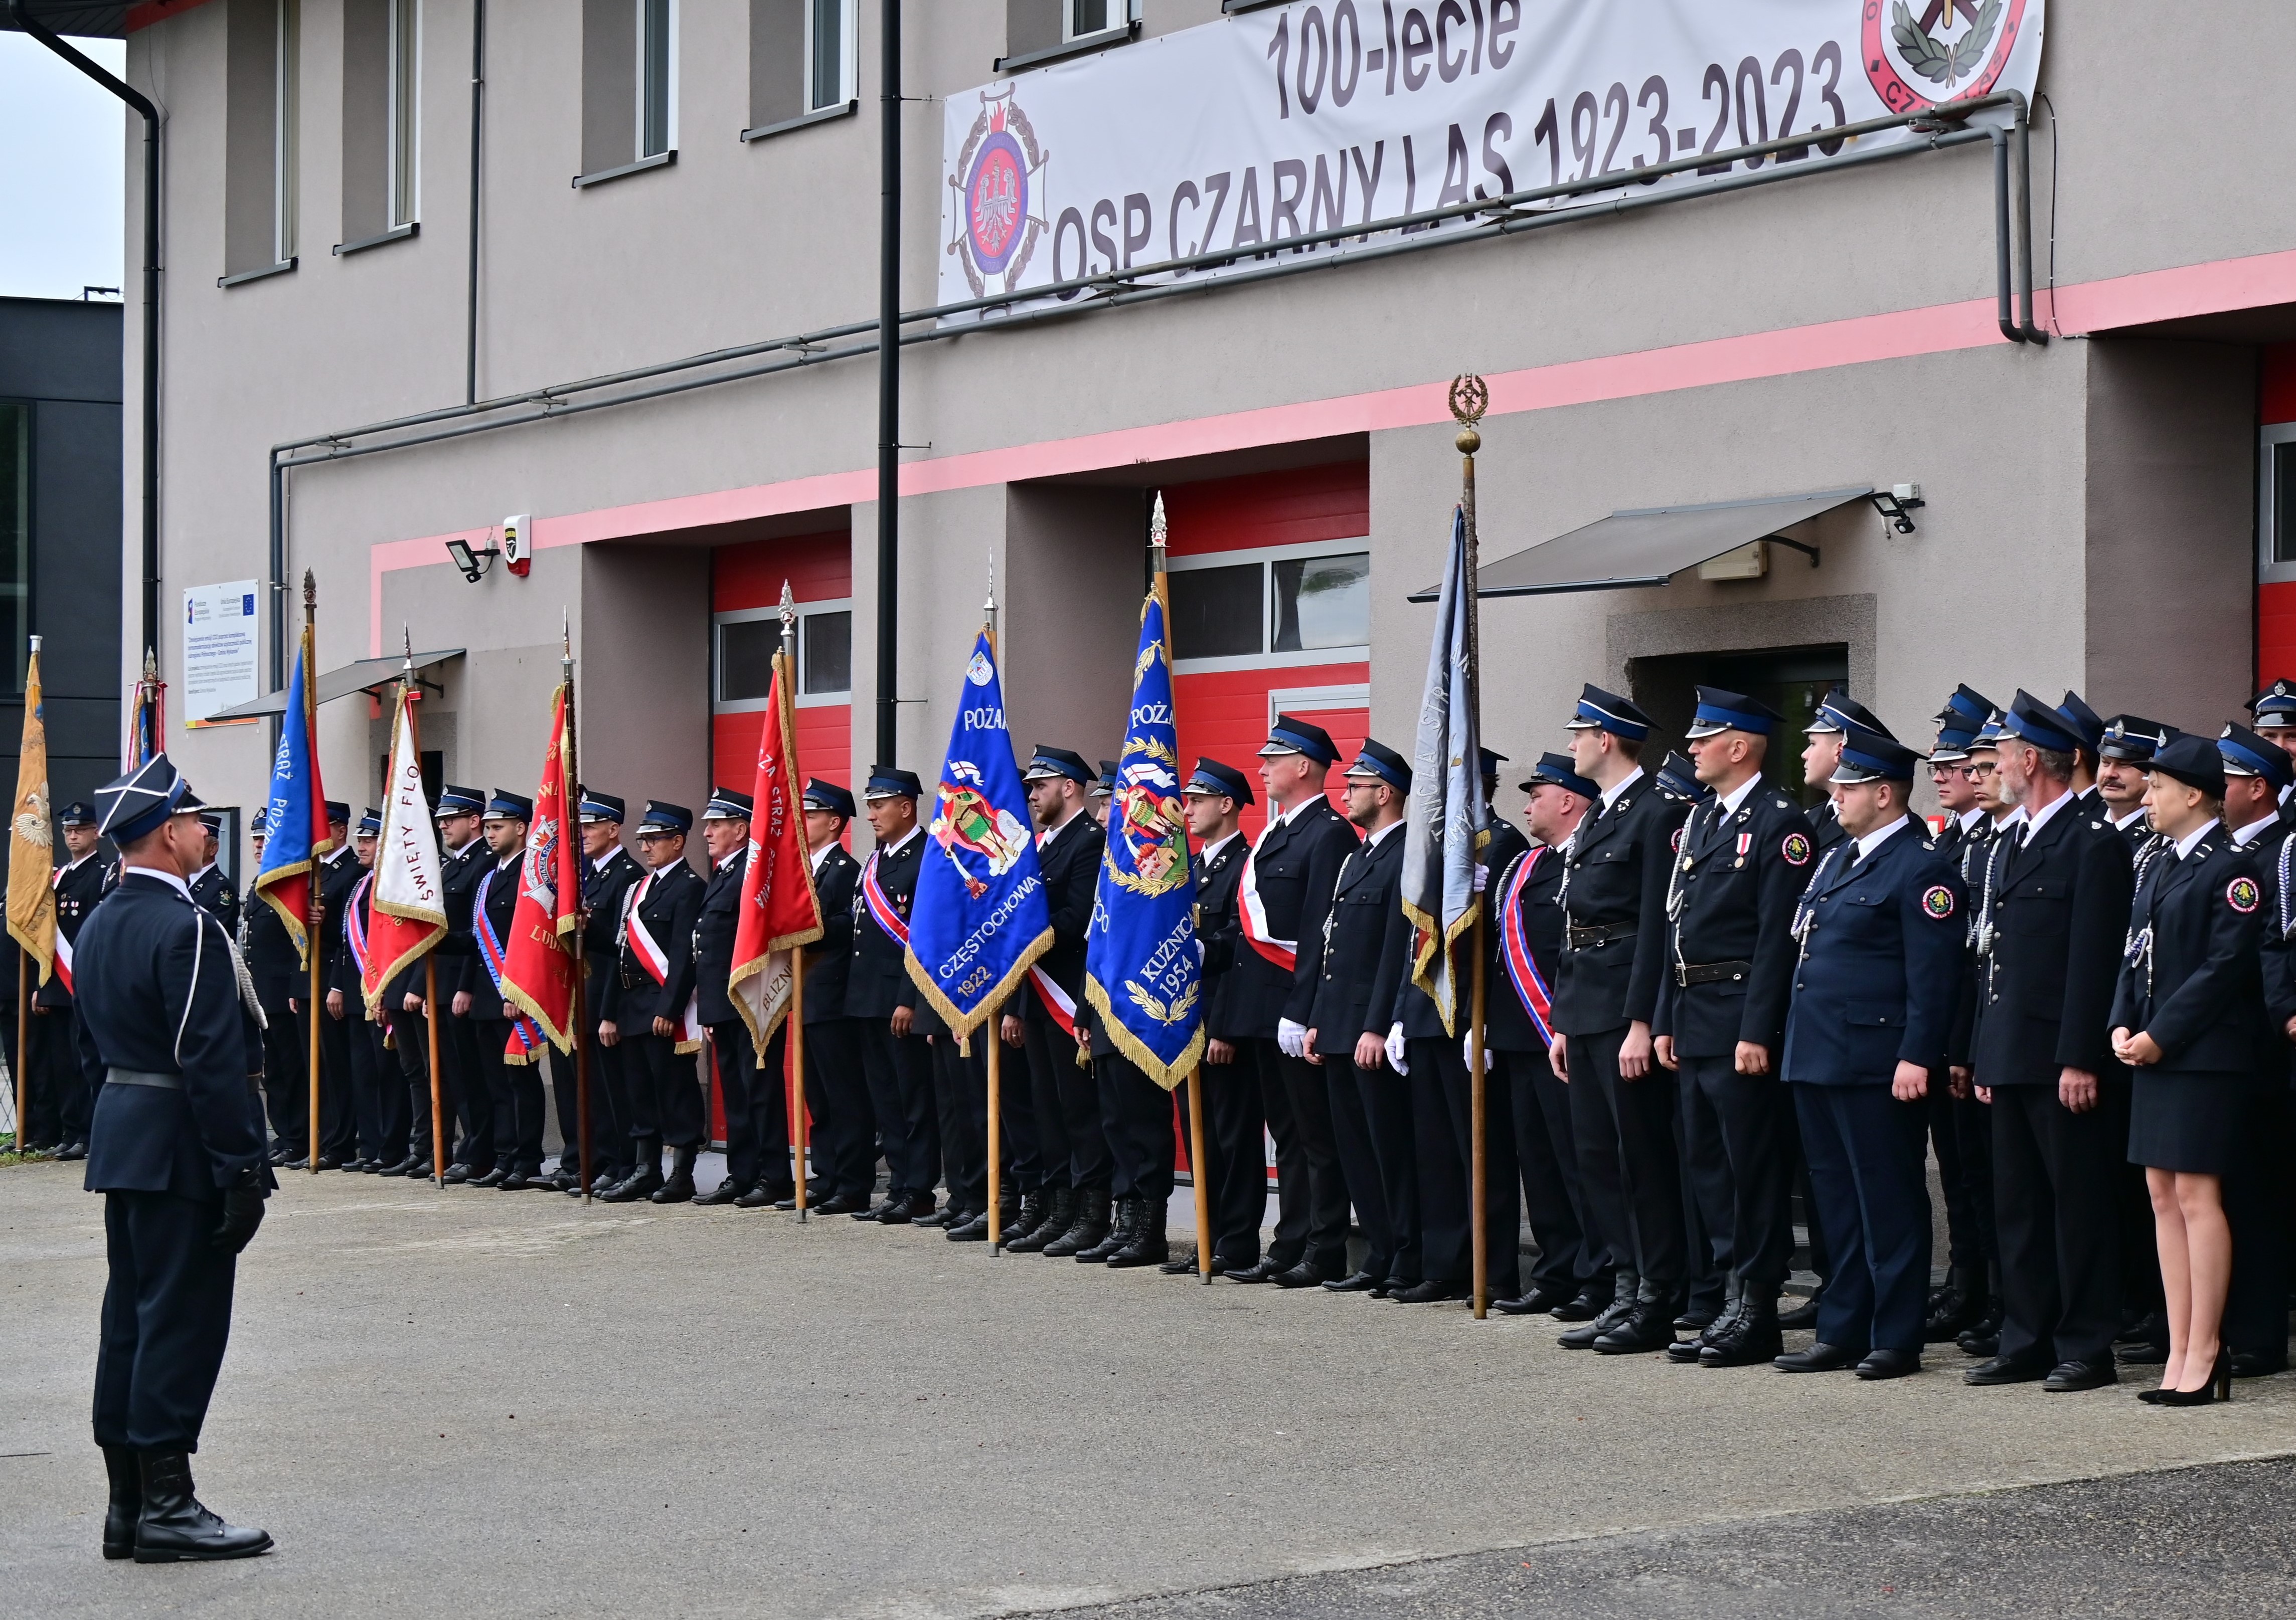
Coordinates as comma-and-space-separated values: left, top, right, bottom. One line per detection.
860, 851, 910, 945
1498, 848, 1555, 1046
1029, 964, 1078, 1038
49, 865, 74, 993
473, 864, 547, 1057
346, 872, 373, 977
621, 872, 702, 1046
1237, 817, 1297, 973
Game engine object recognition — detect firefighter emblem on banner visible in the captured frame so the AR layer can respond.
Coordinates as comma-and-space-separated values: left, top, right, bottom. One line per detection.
1865, 0, 2034, 113
946, 90, 1048, 298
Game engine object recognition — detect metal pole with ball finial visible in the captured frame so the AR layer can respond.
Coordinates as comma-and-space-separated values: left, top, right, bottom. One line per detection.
1449, 375, 1493, 1319
304, 573, 323, 1174
779, 582, 810, 1221
983, 560, 1005, 1253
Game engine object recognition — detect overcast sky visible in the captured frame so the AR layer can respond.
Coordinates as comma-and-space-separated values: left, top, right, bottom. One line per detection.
2, 33, 128, 302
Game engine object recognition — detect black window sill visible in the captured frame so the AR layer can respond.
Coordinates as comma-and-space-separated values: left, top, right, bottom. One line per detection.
742, 99, 857, 143
995, 20, 1137, 75
333, 222, 419, 256
1222, 0, 1291, 12
572, 149, 676, 190
217, 258, 297, 289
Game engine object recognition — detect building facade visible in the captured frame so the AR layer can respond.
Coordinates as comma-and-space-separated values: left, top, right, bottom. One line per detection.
30, 0, 2296, 845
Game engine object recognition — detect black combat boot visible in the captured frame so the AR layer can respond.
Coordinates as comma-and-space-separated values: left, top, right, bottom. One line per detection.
1078, 1194, 1140, 1262
132, 1453, 272, 1562
1559, 1272, 1638, 1349
1700, 1297, 1785, 1366
1669, 1284, 1745, 1363
1005, 1186, 1074, 1252
1043, 1184, 1111, 1256
102, 1446, 140, 1559
1107, 1197, 1171, 1269
602, 1142, 664, 1202
650, 1145, 698, 1203
1924, 1265, 1986, 1342
1003, 1189, 1047, 1246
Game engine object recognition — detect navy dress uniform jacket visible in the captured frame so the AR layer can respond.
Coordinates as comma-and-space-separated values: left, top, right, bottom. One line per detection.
1781, 824, 1965, 1086
1971, 798, 2133, 1086
1194, 833, 1248, 1039
582, 846, 646, 1012
1225, 799, 1360, 1036
436, 839, 489, 999
1486, 844, 1563, 1053
1033, 814, 1104, 1003
693, 850, 745, 1026
601, 859, 705, 1025
2109, 830, 2266, 1075
1301, 827, 1407, 1043
1651, 781, 1813, 1056
190, 865, 239, 937
73, 872, 272, 1199
35, 853, 107, 1010
1553, 774, 1686, 1039
846, 831, 923, 1020
805, 844, 860, 1022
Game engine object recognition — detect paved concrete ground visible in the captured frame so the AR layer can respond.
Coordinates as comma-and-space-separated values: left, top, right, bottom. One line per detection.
5, 1158, 2293, 1619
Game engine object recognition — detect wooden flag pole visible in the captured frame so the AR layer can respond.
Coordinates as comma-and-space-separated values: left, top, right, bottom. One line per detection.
983, 565, 1002, 1253
1451, 378, 1491, 1320
304, 574, 323, 1175
14, 952, 26, 1156
563, 619, 592, 1207
778, 588, 809, 1222
399, 633, 448, 1190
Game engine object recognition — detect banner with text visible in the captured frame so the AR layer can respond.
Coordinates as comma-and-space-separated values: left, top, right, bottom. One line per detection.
941, 0, 2044, 310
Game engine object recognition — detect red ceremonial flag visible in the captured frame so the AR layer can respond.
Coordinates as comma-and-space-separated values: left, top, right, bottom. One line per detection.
360, 681, 448, 1013
728, 648, 824, 1051
499, 678, 583, 1054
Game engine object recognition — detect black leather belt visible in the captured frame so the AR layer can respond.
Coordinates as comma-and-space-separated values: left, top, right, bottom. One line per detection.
1565, 922, 1636, 951
620, 971, 644, 990
1675, 960, 1752, 987
106, 1067, 184, 1091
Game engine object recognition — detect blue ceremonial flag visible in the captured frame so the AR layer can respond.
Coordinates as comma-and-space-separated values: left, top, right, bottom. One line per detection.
904, 626, 1052, 1045
253, 616, 332, 965
1084, 594, 1204, 1093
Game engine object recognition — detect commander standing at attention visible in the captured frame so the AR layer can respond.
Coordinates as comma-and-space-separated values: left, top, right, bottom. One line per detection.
72, 756, 274, 1563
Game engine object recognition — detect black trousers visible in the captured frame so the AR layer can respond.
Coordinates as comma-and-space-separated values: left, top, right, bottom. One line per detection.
802, 1017, 876, 1198
1413, 1037, 1525, 1298
472, 1019, 548, 1171
26, 1002, 88, 1146
1245, 1037, 1350, 1275
1679, 1052, 1796, 1293
928, 1029, 987, 1215
1674, 1059, 1731, 1310
1992, 1081, 2125, 1368
254, 985, 308, 1151
714, 1019, 794, 1195
1188, 1050, 1268, 1269
1500, 1046, 1601, 1297
2225, 1083, 2293, 1359
445, 1003, 491, 1170
348, 1013, 411, 1165
386, 1005, 437, 1166
623, 1032, 704, 1151
857, 1019, 937, 1199
576, 1023, 631, 1178
95, 1190, 237, 1453
314, 995, 357, 1159
1100, 1049, 1176, 1203
1023, 1002, 1109, 1189
1926, 1073, 1993, 1272
1571, 1025, 1687, 1291
1328, 1050, 1406, 1282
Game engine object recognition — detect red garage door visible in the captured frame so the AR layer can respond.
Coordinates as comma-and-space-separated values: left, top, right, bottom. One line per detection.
2262, 346, 2296, 687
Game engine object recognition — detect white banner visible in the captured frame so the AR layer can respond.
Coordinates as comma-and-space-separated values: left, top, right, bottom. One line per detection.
181, 580, 260, 727
941, 0, 2044, 311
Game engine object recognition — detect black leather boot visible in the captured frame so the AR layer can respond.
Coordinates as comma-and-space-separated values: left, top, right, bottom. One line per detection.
1003, 1190, 1047, 1246
1924, 1264, 1985, 1342
1043, 1184, 1111, 1256
1559, 1273, 1638, 1349
1006, 1186, 1074, 1253
1108, 1197, 1171, 1268
102, 1446, 140, 1559
1079, 1194, 1140, 1262
1699, 1299, 1785, 1366
133, 1452, 272, 1562
1669, 1287, 1745, 1362
650, 1145, 698, 1203
602, 1144, 663, 1203
694, 1177, 745, 1206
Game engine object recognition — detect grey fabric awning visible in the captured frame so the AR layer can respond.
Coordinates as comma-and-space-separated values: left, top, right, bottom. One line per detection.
205, 649, 464, 721
1409, 486, 1873, 601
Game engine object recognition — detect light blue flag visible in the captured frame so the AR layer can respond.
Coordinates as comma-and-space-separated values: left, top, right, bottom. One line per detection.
903, 627, 1051, 1045
1084, 595, 1204, 1092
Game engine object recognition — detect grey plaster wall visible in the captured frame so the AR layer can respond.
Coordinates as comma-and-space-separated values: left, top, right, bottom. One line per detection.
1002, 483, 1145, 767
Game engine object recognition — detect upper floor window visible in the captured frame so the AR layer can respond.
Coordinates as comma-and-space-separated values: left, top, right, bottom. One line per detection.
1167, 543, 1371, 671
747, 0, 855, 137
579, 0, 676, 182
223, 0, 300, 277
639, 0, 675, 159
806, 0, 856, 113
388, 0, 419, 225
339, 0, 418, 248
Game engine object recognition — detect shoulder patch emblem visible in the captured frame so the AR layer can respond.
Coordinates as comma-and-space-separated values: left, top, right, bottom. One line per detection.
2228, 876, 2262, 915
1921, 885, 1956, 920
1781, 832, 1812, 866
1670, 827, 1683, 852
1775, 799, 1791, 810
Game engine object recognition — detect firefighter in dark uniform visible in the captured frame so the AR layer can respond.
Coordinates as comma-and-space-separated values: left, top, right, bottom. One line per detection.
1492, 754, 1606, 1318
795, 780, 874, 1213
242, 809, 307, 1164
462, 792, 549, 1189
1551, 685, 1690, 1355
693, 788, 793, 1209
598, 800, 707, 1203
1297, 739, 1415, 1296
189, 813, 238, 936
1168, 759, 1261, 1277
1003, 747, 1106, 1254
1651, 687, 1815, 1368
1962, 693, 2134, 1393
2246, 680, 2296, 797
305, 802, 359, 1170
575, 790, 643, 1194
329, 809, 410, 1173
29, 799, 107, 1157
1222, 717, 1358, 1288
1649, 748, 1730, 1330
433, 786, 489, 1181
848, 767, 939, 1223
1775, 726, 1963, 1380
72, 756, 273, 1562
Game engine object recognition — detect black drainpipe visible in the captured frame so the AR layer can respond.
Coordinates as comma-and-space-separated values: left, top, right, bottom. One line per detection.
13, 1, 162, 663
465, 0, 485, 405
875, 0, 899, 767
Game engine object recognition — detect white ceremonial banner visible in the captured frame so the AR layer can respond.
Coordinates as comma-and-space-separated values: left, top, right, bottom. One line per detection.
941, 0, 2045, 311
181, 580, 260, 727
375, 691, 446, 931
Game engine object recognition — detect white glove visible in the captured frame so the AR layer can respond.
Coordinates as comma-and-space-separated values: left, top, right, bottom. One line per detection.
1463, 1032, 1492, 1074
1385, 1022, 1409, 1074
1277, 1018, 1307, 1059
1473, 862, 1490, 893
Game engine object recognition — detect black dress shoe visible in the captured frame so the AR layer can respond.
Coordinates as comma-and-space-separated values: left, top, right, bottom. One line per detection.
1673, 1305, 1719, 1333
1548, 1288, 1609, 1323
1776, 1296, 1822, 1330
1856, 1348, 1921, 1380
441, 1162, 471, 1184
601, 1165, 664, 1203
1773, 1341, 1866, 1373
946, 1210, 992, 1242
1161, 1252, 1223, 1276
2119, 1340, 2171, 1367
1964, 1354, 2050, 1386
2044, 1358, 2119, 1392
57, 1140, 90, 1162
1227, 1257, 1285, 1285
471, 1166, 509, 1188
1494, 1284, 1574, 1316
1559, 1293, 1638, 1350
1592, 1301, 1678, 1354
132, 1453, 272, 1562
1395, 1279, 1469, 1304
376, 1156, 411, 1178
1321, 1270, 1379, 1293
2232, 1350, 2288, 1378
911, 1205, 955, 1229
497, 1169, 536, 1190
1272, 1263, 1327, 1289
694, 1180, 745, 1206
736, 1185, 786, 1209
812, 1191, 870, 1216
314, 1155, 348, 1172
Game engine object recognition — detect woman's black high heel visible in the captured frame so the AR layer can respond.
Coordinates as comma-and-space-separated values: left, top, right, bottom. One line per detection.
2153, 1351, 2232, 1406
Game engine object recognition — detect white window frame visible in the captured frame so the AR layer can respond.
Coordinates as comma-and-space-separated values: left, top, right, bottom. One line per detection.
1166, 536, 1372, 674
1267, 684, 1370, 733
713, 597, 854, 712
387, 0, 420, 227
2260, 423, 2296, 585
804, 0, 857, 114
636, 0, 679, 160
274, 0, 300, 262
1064, 0, 1139, 43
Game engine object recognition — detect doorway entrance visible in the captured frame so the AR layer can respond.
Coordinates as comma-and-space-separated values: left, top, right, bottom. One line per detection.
1626, 643, 1849, 810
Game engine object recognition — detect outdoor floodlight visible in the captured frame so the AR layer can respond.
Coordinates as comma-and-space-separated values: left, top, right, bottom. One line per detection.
445, 536, 501, 583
